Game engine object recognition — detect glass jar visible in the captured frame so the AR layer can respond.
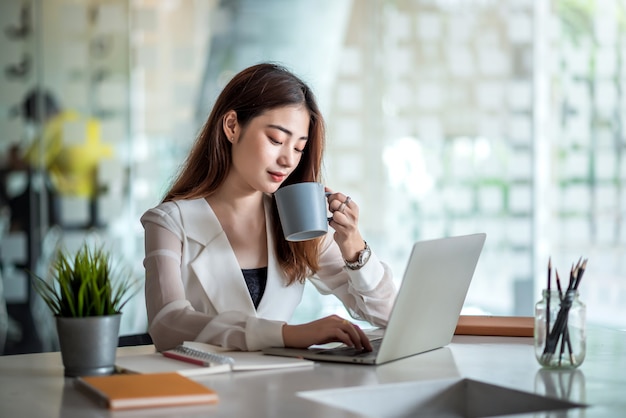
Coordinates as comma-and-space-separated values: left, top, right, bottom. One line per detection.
534, 289, 586, 369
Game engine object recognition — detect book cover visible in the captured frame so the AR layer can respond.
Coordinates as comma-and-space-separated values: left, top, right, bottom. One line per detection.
454, 316, 534, 337
75, 372, 219, 410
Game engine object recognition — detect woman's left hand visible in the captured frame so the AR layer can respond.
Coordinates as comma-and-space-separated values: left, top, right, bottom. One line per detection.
325, 187, 366, 262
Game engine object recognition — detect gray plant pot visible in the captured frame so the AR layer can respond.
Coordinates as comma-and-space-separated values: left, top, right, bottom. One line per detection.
56, 314, 121, 377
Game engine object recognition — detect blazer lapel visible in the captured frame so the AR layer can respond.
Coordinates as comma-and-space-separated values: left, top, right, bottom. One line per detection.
180, 199, 256, 315
180, 196, 304, 320
256, 195, 304, 319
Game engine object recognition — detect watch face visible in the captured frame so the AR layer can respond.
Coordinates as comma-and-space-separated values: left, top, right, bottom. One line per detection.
359, 247, 371, 264
346, 242, 370, 270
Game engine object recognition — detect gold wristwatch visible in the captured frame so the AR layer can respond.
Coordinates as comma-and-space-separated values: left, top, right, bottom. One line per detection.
344, 241, 371, 270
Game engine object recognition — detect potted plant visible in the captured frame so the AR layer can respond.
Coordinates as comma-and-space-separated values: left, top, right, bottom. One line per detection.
32, 243, 139, 377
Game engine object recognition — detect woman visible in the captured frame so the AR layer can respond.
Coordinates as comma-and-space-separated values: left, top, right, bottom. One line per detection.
141, 63, 397, 352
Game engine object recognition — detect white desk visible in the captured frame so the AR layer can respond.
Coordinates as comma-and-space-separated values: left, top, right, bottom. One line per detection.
1, 327, 624, 417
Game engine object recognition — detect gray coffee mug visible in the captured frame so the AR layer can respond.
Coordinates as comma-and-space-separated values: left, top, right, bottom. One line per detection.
275, 182, 329, 241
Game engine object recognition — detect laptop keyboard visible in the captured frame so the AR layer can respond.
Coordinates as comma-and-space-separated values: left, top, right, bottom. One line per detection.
317, 338, 382, 357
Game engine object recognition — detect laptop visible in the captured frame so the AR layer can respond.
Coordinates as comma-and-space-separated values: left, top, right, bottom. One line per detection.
263, 233, 486, 365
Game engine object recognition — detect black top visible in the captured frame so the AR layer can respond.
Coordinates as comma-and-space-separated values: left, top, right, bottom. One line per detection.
242, 267, 268, 309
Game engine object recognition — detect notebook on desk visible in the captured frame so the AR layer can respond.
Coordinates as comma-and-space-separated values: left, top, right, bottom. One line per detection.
263, 233, 486, 365
115, 342, 313, 376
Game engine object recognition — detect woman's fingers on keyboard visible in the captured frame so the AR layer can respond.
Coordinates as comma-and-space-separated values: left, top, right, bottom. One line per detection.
340, 319, 372, 351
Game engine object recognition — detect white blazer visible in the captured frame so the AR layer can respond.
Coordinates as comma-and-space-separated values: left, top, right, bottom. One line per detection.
141, 195, 396, 351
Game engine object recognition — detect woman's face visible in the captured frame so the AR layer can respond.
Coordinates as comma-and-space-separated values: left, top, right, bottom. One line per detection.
230, 105, 310, 194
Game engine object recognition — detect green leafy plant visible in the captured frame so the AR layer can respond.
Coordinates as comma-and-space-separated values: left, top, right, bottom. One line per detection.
32, 244, 139, 317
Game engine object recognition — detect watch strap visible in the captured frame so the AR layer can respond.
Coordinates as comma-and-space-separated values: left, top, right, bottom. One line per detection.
344, 241, 371, 270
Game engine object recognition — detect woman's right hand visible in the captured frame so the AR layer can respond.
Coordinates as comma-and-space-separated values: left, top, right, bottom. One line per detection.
282, 315, 373, 351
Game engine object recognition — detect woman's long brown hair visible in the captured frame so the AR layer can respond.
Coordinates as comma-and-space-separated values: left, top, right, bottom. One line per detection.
163, 63, 325, 284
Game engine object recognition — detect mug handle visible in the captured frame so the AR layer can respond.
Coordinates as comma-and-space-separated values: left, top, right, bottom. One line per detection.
325, 191, 333, 222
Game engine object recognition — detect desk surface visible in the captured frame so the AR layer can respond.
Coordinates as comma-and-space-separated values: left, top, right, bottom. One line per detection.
1, 327, 625, 417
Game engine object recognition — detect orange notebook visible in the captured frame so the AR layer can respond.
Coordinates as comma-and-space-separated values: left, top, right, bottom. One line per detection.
75, 372, 219, 410
455, 315, 534, 337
